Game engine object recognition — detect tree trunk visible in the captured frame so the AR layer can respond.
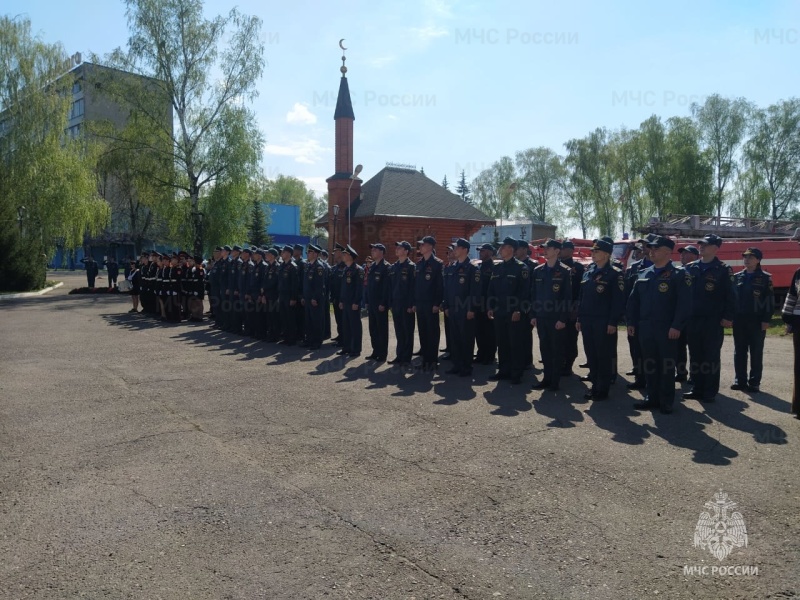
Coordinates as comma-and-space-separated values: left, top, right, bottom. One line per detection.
191, 190, 203, 257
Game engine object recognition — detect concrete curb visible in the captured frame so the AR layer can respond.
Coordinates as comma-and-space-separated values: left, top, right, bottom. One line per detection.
0, 281, 64, 300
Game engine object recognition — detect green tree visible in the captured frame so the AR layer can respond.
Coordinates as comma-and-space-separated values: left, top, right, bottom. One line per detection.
744, 99, 800, 220
249, 199, 268, 246
609, 127, 648, 234
639, 115, 671, 218
514, 146, 564, 224
455, 169, 471, 204
99, 0, 266, 256
441, 174, 449, 190
0, 16, 109, 291
665, 116, 714, 215
564, 129, 617, 237
93, 111, 176, 254
691, 94, 751, 218
559, 161, 594, 239
730, 167, 770, 219
472, 157, 516, 224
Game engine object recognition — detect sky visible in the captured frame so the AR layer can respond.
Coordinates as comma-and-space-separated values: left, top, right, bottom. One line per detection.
5, 0, 800, 206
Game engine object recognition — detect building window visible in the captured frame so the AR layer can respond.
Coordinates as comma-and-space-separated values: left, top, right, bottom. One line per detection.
67, 123, 82, 139
70, 98, 84, 119
72, 80, 82, 95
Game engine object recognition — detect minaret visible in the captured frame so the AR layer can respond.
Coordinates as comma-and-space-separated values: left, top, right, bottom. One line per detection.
326, 43, 361, 252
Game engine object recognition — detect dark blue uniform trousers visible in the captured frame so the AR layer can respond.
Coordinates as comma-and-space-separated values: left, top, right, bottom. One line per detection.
638, 321, 678, 410
304, 302, 325, 347
494, 316, 524, 380
581, 319, 615, 394
368, 307, 389, 358
449, 311, 476, 374
537, 318, 565, 387
687, 318, 724, 399
392, 307, 415, 363
342, 305, 362, 355
733, 318, 765, 386
417, 306, 440, 367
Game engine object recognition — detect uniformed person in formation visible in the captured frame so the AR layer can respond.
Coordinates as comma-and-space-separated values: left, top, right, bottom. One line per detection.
474, 243, 497, 365
683, 234, 737, 404
293, 244, 307, 341
164, 253, 183, 323
320, 250, 332, 340
223, 245, 242, 332
487, 237, 529, 385
365, 243, 391, 362
559, 240, 585, 376
234, 247, 253, 335
183, 255, 206, 321
329, 244, 347, 346
675, 245, 699, 382
302, 244, 327, 350
206, 247, 222, 319
515, 239, 538, 370
627, 236, 691, 414
731, 247, 774, 393
624, 236, 654, 389
576, 239, 625, 400
530, 239, 572, 391
214, 246, 231, 330
278, 245, 300, 345
261, 247, 281, 341
139, 252, 153, 315
244, 248, 261, 337
251, 248, 268, 339
443, 238, 481, 377
388, 241, 416, 367
338, 245, 364, 357
599, 236, 623, 383
413, 236, 444, 372
441, 244, 456, 360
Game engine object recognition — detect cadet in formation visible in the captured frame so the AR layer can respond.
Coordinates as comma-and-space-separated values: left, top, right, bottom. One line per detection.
627, 236, 691, 414
338, 245, 364, 357
731, 247, 774, 393
576, 239, 625, 400
683, 234, 736, 404
414, 236, 444, 372
487, 238, 529, 385
388, 241, 416, 367
443, 238, 480, 377
366, 243, 390, 361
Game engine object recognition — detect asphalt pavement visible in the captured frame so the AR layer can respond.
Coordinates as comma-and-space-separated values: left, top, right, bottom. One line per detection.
0, 271, 798, 599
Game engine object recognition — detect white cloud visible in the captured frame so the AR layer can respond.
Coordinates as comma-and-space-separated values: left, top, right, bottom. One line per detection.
264, 138, 330, 165
408, 25, 449, 43
387, 114, 398, 120
286, 103, 317, 125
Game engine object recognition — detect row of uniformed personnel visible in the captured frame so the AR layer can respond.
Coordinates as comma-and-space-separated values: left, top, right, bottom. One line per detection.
135, 250, 206, 322
131, 232, 775, 415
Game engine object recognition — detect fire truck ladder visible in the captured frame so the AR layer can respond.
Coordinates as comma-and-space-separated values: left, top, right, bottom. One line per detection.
639, 214, 800, 239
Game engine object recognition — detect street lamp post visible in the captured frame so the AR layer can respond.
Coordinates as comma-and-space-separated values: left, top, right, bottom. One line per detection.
347, 164, 363, 247
332, 204, 340, 260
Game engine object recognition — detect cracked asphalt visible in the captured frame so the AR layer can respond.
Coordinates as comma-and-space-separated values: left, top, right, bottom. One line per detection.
1, 272, 798, 600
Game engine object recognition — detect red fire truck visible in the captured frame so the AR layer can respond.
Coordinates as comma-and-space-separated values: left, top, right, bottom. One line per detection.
530, 214, 800, 307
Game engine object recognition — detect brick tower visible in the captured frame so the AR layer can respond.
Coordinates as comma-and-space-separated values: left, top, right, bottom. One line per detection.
326, 47, 361, 252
